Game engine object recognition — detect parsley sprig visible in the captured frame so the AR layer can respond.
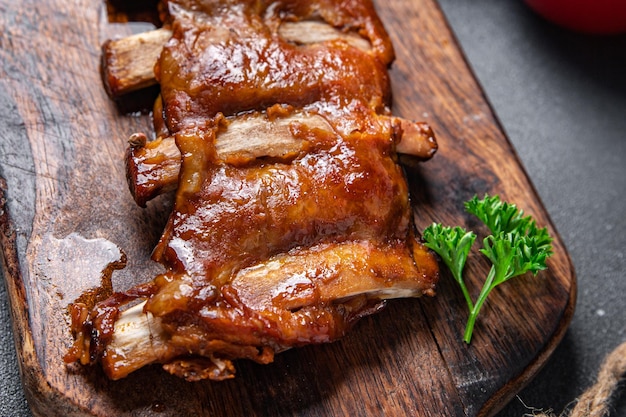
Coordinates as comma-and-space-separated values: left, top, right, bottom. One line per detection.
422, 195, 553, 343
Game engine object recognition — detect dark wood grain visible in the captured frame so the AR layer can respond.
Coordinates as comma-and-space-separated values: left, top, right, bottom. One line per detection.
0, 0, 576, 416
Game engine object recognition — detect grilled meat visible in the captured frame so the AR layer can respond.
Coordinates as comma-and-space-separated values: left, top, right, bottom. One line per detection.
65, 0, 439, 381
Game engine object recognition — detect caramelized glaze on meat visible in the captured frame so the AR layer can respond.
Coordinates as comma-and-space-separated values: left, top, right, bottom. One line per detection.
157, 0, 393, 132
65, 0, 439, 381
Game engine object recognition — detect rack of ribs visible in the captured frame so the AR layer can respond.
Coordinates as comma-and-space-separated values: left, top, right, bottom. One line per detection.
65, 0, 440, 381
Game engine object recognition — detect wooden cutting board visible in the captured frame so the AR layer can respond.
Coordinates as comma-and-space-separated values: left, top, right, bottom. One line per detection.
0, 0, 576, 416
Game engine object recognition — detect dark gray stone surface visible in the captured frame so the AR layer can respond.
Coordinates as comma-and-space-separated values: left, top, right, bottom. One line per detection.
1, 1, 625, 416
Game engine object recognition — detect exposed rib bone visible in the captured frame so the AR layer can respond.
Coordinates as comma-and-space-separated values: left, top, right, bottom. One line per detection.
126, 113, 437, 206
102, 21, 372, 99
102, 28, 172, 97
103, 302, 169, 380
278, 21, 371, 51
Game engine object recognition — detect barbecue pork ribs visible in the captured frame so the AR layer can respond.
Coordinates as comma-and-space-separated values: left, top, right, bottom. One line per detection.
65, 0, 440, 381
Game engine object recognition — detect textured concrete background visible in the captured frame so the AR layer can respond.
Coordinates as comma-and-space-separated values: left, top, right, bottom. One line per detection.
2, 1, 625, 416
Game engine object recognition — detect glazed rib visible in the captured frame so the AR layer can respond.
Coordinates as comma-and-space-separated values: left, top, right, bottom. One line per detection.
101, 239, 437, 380
102, 21, 373, 98
126, 111, 437, 206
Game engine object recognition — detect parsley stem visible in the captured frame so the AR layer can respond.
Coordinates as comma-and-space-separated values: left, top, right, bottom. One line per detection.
463, 266, 497, 343
457, 279, 474, 312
